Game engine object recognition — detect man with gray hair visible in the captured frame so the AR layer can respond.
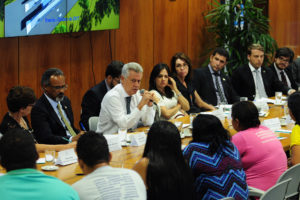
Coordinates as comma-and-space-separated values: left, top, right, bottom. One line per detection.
97, 62, 156, 135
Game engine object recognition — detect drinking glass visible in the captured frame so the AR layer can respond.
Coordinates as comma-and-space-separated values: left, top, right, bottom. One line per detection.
118, 128, 127, 144
275, 91, 282, 104
190, 113, 198, 128
45, 150, 55, 166
240, 97, 248, 101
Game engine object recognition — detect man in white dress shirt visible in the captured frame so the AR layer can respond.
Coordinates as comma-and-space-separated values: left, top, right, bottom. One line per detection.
96, 62, 155, 134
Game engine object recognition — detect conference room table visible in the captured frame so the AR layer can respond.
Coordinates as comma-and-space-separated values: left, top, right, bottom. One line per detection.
0, 103, 293, 185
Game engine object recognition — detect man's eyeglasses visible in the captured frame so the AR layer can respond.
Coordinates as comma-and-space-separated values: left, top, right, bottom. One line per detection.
49, 84, 68, 90
278, 57, 290, 63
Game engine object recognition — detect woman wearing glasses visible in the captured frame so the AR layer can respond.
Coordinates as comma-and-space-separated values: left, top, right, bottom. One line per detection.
170, 52, 215, 113
0, 86, 76, 152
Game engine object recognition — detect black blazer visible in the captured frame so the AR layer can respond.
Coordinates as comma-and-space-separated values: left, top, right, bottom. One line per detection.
31, 94, 79, 144
269, 64, 298, 90
80, 80, 108, 130
193, 66, 239, 106
231, 64, 289, 100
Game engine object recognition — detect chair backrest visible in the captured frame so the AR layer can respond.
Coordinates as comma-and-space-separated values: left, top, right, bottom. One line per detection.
260, 178, 291, 200
277, 163, 300, 199
88, 116, 99, 131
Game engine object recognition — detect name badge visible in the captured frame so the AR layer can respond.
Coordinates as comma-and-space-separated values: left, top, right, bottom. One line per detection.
104, 135, 122, 152
56, 148, 77, 166
262, 118, 281, 131
130, 132, 146, 146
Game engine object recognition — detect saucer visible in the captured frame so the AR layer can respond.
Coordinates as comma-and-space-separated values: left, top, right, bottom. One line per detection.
41, 165, 58, 171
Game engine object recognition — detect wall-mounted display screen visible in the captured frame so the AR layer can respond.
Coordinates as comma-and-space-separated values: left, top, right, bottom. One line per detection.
0, 0, 119, 37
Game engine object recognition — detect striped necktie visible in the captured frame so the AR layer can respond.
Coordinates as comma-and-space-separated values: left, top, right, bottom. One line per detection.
57, 103, 76, 136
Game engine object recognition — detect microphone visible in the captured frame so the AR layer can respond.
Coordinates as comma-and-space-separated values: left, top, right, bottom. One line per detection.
140, 89, 153, 102
140, 89, 145, 95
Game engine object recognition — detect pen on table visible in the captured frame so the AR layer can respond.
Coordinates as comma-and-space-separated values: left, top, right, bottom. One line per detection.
80, 122, 87, 131
76, 173, 84, 176
62, 137, 70, 143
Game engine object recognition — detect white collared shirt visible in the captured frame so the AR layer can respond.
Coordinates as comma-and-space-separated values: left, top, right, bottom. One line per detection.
249, 63, 268, 98
96, 84, 155, 134
44, 93, 71, 137
273, 63, 291, 88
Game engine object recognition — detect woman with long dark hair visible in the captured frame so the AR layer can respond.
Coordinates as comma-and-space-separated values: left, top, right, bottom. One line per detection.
149, 63, 190, 120
170, 52, 215, 113
231, 101, 287, 191
183, 114, 248, 199
133, 121, 195, 200
288, 92, 300, 166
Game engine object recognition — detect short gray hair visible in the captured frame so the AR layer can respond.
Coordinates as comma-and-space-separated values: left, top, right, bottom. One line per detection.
122, 62, 143, 78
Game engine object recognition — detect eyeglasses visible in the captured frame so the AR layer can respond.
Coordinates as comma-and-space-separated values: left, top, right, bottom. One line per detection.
175, 63, 188, 68
49, 84, 68, 90
278, 57, 290, 63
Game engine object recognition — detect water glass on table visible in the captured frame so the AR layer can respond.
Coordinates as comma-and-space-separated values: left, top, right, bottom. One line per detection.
275, 91, 283, 104
45, 150, 56, 166
190, 113, 198, 128
118, 128, 127, 145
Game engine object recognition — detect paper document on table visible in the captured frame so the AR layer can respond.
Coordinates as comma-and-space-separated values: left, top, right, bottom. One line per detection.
56, 148, 77, 166
130, 132, 146, 146
262, 118, 281, 131
93, 173, 142, 199
36, 158, 45, 164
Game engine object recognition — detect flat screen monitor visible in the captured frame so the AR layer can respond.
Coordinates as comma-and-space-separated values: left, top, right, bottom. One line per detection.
0, 0, 119, 37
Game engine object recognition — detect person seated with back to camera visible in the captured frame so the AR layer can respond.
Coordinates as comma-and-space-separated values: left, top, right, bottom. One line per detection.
72, 131, 146, 200
231, 101, 287, 191
170, 52, 215, 113
0, 129, 79, 200
183, 114, 248, 200
149, 63, 190, 120
287, 92, 300, 166
0, 86, 76, 152
133, 121, 195, 200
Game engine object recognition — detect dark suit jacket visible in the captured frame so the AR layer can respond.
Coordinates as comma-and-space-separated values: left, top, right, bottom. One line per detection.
269, 64, 298, 90
79, 80, 108, 130
291, 58, 300, 87
231, 64, 289, 100
193, 66, 239, 106
31, 94, 79, 144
